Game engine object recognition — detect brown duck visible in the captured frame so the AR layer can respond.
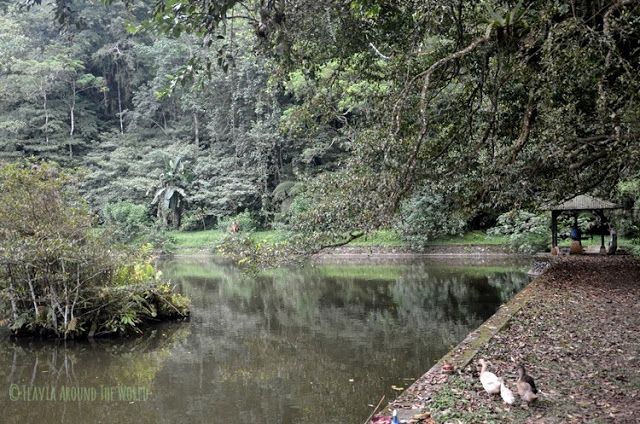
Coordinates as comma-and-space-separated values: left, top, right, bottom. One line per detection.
517, 364, 538, 404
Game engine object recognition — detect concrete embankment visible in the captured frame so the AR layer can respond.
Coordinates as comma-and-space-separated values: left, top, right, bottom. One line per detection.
317, 244, 510, 259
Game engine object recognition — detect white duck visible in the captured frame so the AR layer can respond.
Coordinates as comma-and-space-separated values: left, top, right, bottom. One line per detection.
498, 377, 515, 405
478, 359, 501, 394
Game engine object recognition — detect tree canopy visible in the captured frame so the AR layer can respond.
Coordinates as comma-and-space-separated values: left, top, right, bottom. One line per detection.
4, 0, 640, 251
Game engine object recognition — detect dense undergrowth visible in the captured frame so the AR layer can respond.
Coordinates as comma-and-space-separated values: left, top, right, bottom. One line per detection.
0, 163, 189, 339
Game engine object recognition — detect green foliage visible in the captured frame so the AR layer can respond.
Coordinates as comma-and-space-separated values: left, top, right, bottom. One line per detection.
112, 244, 157, 286
272, 180, 304, 218
0, 163, 188, 338
615, 178, 640, 238
180, 207, 213, 231
347, 229, 404, 247
99, 280, 190, 334
488, 211, 550, 253
488, 211, 548, 236
9, 0, 640, 264
217, 210, 259, 233
285, 168, 395, 250
102, 200, 175, 252
398, 189, 467, 250
103, 201, 150, 242
215, 233, 297, 270
2, 3, 290, 231
426, 231, 508, 246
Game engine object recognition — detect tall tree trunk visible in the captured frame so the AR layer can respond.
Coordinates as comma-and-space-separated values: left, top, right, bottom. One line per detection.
193, 112, 200, 146
25, 267, 39, 319
6, 265, 18, 322
69, 80, 76, 137
103, 73, 108, 111
117, 79, 124, 133
229, 16, 238, 156
69, 80, 76, 157
60, 260, 68, 337
116, 62, 124, 134
42, 81, 49, 144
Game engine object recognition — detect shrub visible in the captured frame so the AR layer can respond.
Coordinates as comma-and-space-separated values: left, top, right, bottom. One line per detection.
215, 233, 298, 270
180, 208, 216, 231
398, 190, 467, 249
612, 214, 639, 239
0, 162, 188, 338
103, 201, 150, 242
488, 211, 550, 253
102, 200, 175, 252
217, 210, 258, 233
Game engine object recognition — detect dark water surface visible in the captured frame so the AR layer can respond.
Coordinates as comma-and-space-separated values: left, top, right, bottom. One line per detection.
0, 257, 529, 423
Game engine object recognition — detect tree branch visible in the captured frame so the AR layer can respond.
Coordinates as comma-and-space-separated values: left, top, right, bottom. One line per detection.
508, 91, 537, 163
390, 25, 494, 210
368, 42, 391, 60
319, 231, 365, 250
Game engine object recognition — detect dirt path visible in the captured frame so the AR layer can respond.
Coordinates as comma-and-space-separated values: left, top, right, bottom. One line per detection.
380, 256, 640, 423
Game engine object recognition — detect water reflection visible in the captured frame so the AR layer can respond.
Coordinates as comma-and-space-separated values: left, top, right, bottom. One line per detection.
0, 257, 528, 423
0, 324, 190, 424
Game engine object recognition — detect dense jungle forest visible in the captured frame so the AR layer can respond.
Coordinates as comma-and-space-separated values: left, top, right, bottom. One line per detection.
1, 0, 640, 253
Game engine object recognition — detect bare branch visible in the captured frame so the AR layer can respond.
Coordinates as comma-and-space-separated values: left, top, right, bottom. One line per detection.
390, 25, 494, 209
508, 91, 537, 163
368, 42, 391, 60
319, 231, 365, 250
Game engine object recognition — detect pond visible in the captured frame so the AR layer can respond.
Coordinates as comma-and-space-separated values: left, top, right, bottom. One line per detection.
0, 256, 530, 423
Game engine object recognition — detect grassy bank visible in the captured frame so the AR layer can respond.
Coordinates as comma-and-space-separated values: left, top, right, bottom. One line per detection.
168, 228, 422, 253
423, 231, 508, 245
168, 228, 634, 255
168, 230, 286, 254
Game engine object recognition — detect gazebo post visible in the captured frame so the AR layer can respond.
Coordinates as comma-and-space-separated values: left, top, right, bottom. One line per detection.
551, 210, 559, 249
597, 209, 606, 254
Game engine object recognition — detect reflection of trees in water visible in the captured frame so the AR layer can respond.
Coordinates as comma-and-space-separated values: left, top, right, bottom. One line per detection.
0, 325, 190, 424
486, 271, 529, 303
163, 260, 529, 356
155, 259, 529, 423
389, 268, 529, 349
168, 261, 527, 344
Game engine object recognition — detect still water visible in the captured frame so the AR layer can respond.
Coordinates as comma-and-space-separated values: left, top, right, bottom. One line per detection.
0, 257, 529, 423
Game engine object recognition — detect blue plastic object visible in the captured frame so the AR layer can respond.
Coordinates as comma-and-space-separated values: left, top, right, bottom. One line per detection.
391, 409, 400, 424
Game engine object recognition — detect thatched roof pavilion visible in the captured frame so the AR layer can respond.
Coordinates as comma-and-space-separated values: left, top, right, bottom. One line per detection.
547, 194, 621, 253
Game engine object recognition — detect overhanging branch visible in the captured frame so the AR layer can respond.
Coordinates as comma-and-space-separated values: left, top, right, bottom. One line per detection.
390, 24, 494, 211
319, 231, 365, 250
